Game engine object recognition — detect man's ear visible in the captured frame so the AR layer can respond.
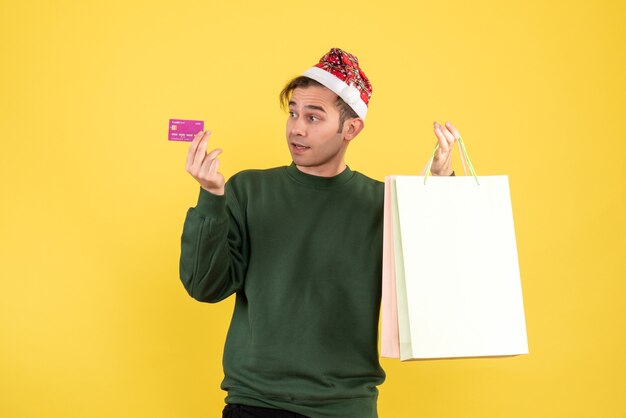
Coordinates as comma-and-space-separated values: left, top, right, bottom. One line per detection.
344, 117, 365, 141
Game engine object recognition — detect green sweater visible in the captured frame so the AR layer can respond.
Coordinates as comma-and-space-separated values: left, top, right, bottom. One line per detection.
179, 163, 386, 418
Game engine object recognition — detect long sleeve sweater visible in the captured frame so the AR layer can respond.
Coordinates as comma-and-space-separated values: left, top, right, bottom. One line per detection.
179, 162, 387, 418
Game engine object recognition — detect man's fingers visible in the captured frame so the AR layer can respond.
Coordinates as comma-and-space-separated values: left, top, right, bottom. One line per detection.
186, 131, 203, 169
431, 121, 460, 175
190, 130, 210, 154
191, 130, 204, 146
205, 148, 223, 162
197, 149, 223, 179
208, 157, 221, 177
445, 121, 461, 139
437, 122, 455, 145
192, 132, 211, 168
186, 130, 211, 170
434, 125, 448, 154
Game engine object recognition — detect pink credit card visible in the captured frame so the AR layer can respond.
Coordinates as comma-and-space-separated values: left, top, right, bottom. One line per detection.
168, 119, 204, 142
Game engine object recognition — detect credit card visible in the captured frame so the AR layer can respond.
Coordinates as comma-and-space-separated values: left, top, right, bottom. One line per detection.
168, 119, 204, 141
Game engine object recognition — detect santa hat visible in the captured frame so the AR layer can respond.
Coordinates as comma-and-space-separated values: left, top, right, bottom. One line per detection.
302, 48, 372, 120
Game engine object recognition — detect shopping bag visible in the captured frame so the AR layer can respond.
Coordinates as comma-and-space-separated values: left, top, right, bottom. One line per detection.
381, 177, 400, 358
380, 137, 528, 360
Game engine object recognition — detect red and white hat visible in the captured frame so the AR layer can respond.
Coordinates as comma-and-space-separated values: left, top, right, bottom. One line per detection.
302, 48, 372, 120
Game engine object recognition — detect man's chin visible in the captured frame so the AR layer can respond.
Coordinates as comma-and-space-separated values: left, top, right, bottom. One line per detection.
290, 154, 311, 166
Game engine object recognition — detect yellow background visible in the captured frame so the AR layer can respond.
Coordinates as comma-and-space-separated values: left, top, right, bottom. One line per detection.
1, 0, 625, 417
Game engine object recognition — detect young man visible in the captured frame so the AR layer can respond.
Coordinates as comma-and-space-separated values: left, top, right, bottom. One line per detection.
180, 48, 459, 418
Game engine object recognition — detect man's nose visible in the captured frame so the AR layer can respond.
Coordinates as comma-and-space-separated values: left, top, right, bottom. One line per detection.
289, 115, 306, 136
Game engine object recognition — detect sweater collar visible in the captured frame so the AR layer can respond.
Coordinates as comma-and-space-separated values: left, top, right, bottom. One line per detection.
286, 162, 354, 188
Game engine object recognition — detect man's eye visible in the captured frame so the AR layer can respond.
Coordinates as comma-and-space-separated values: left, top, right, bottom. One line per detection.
289, 111, 297, 117
308, 116, 318, 122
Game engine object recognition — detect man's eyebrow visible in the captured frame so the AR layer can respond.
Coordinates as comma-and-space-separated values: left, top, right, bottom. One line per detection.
288, 101, 327, 113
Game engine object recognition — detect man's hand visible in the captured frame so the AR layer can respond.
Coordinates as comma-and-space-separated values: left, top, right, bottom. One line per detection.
431, 121, 461, 176
185, 130, 225, 195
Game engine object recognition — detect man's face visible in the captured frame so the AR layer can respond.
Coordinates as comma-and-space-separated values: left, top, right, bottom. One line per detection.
286, 85, 348, 173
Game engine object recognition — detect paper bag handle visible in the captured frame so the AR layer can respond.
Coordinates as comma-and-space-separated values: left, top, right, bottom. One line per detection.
421, 135, 480, 185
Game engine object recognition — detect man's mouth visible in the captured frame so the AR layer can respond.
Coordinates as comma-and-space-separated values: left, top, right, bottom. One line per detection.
291, 142, 311, 151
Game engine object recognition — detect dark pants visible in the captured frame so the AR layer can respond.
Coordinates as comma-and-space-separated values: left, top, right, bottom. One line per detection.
222, 403, 309, 418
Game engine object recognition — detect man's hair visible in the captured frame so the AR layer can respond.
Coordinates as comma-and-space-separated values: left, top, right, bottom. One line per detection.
279, 76, 359, 133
